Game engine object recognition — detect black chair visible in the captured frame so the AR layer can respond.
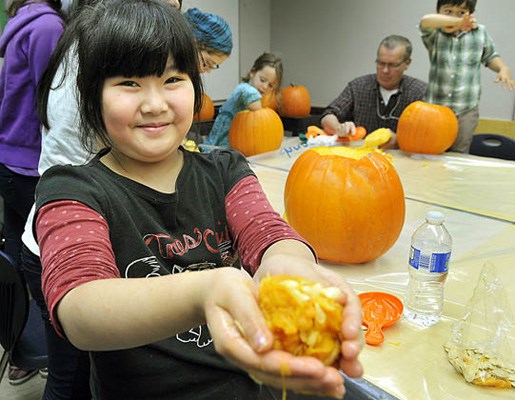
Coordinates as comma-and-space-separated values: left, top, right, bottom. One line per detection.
0, 250, 48, 383
469, 134, 515, 161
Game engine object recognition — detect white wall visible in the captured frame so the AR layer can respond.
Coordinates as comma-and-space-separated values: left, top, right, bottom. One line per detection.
239, 0, 272, 78
267, 0, 515, 120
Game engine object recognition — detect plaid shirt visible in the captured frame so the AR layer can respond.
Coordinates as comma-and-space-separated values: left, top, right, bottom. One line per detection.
420, 24, 498, 115
321, 74, 427, 133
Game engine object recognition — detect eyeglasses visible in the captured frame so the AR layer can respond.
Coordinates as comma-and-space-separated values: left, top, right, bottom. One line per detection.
199, 51, 220, 70
375, 59, 407, 70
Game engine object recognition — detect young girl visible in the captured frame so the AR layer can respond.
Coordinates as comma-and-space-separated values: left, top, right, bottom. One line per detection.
0, 0, 64, 385
34, 1, 363, 399
204, 52, 283, 147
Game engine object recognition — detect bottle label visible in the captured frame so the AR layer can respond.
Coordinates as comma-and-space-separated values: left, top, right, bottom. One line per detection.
409, 246, 450, 273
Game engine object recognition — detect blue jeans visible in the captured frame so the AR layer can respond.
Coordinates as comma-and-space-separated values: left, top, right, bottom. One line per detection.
21, 245, 92, 400
0, 163, 39, 267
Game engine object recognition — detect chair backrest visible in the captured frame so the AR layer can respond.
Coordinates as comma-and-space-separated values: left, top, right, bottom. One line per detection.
0, 250, 48, 382
469, 134, 515, 161
0, 251, 29, 354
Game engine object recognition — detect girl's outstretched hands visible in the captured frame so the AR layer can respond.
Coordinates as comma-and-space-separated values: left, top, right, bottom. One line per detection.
256, 242, 364, 379
204, 266, 347, 398
204, 240, 363, 399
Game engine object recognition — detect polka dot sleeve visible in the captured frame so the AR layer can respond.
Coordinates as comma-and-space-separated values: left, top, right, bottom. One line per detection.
36, 200, 120, 336
226, 175, 314, 275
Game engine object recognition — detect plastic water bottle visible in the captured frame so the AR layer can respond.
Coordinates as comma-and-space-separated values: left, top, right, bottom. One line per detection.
404, 211, 452, 327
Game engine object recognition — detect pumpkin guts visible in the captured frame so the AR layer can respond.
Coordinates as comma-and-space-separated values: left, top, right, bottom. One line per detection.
258, 274, 344, 367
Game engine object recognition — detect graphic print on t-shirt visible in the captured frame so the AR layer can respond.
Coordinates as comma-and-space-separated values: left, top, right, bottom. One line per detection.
122, 224, 239, 349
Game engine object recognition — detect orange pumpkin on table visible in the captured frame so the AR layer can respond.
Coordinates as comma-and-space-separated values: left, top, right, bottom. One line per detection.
193, 93, 215, 121
261, 92, 280, 112
284, 146, 405, 264
397, 101, 458, 154
280, 84, 311, 118
228, 107, 284, 157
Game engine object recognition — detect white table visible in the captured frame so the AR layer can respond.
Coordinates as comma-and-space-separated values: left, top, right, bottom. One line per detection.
248, 138, 515, 400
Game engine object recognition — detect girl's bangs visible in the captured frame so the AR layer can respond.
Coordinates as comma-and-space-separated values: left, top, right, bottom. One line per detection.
82, 3, 196, 79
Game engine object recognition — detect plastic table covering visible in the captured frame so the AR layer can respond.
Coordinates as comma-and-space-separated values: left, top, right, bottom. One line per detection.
247, 138, 515, 400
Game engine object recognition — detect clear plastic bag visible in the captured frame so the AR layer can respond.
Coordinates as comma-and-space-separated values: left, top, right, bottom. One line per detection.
444, 262, 514, 389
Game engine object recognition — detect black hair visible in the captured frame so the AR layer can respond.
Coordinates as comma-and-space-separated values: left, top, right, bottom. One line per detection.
61, 0, 202, 152
437, 0, 476, 13
378, 35, 413, 61
7, 0, 62, 17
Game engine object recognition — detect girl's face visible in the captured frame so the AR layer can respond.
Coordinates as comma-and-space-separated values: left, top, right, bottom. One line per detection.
249, 65, 278, 96
102, 58, 195, 164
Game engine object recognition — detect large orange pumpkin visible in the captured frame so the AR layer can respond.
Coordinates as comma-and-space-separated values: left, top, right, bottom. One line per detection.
194, 93, 215, 121
280, 84, 311, 117
397, 101, 458, 154
284, 147, 405, 264
228, 107, 284, 157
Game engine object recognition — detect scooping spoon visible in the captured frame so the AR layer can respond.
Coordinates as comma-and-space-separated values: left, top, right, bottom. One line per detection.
358, 292, 403, 346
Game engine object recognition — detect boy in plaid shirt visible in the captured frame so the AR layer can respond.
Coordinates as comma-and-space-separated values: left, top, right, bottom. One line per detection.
420, 0, 514, 153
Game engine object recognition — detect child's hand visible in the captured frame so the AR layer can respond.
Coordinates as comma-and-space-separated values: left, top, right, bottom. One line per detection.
204, 266, 355, 398
494, 69, 515, 90
256, 250, 364, 379
460, 14, 477, 32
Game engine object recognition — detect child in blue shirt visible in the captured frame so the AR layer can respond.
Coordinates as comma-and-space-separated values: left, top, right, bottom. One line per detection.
204, 52, 283, 147
419, 0, 513, 153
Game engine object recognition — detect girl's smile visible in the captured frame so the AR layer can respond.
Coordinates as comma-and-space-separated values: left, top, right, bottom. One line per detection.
137, 122, 171, 135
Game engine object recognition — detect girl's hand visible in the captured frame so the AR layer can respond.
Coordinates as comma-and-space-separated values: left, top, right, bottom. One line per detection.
204, 267, 349, 397
257, 252, 364, 379
460, 14, 477, 31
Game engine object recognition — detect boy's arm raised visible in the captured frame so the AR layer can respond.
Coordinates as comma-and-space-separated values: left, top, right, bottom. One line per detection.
420, 13, 477, 31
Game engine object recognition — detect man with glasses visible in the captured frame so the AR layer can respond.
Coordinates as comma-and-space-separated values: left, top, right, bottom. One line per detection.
321, 35, 427, 147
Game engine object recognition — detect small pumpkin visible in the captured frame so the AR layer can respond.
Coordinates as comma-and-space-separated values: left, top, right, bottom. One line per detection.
228, 107, 284, 157
258, 274, 343, 367
284, 146, 405, 264
351, 126, 367, 141
397, 101, 458, 154
280, 84, 311, 118
194, 93, 215, 121
261, 91, 280, 111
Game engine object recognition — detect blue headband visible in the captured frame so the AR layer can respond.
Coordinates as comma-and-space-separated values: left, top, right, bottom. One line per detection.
184, 8, 233, 54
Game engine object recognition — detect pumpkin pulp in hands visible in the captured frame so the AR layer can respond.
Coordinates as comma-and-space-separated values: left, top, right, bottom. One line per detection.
258, 275, 343, 367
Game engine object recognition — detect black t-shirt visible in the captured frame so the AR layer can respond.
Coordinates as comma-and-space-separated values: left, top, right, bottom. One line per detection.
36, 148, 261, 399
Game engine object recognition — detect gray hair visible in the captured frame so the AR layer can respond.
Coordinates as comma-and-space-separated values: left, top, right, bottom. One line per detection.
378, 35, 413, 61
